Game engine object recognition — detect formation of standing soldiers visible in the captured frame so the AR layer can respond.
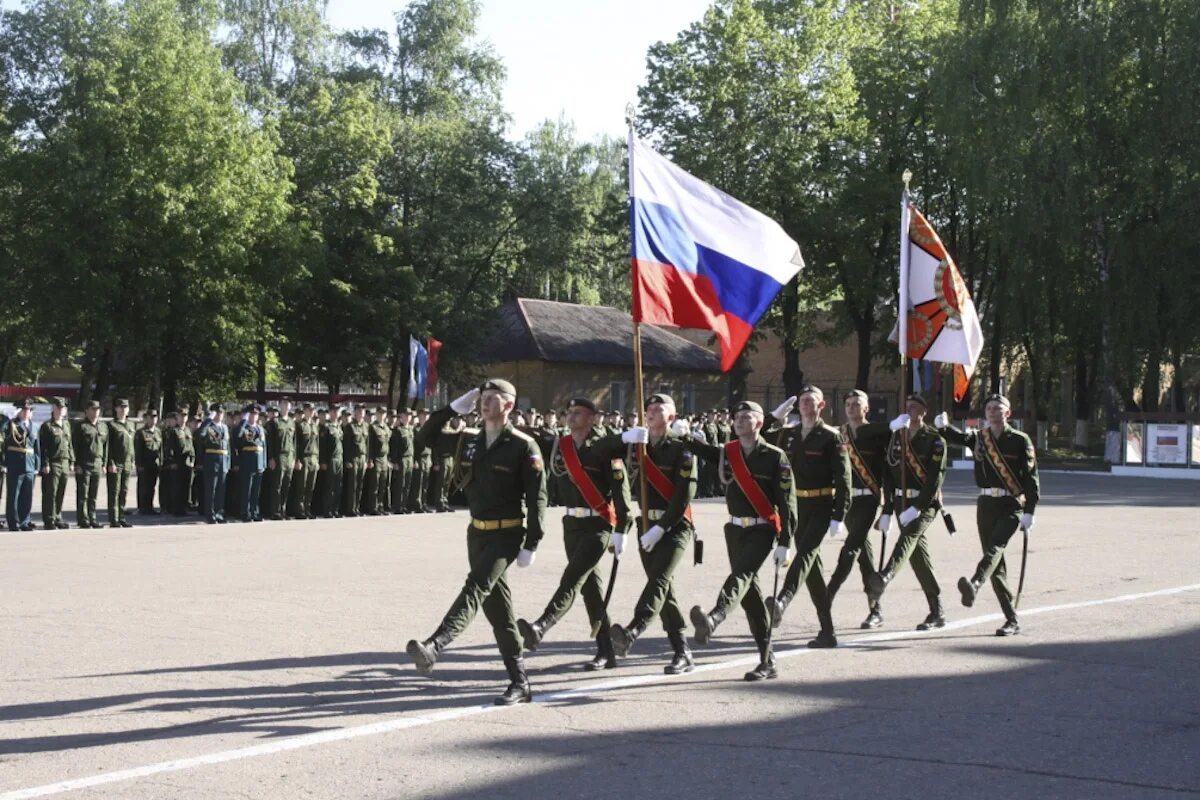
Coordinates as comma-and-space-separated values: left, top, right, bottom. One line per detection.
403, 379, 1039, 705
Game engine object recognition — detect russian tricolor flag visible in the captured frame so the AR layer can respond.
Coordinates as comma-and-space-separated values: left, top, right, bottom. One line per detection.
629, 135, 805, 371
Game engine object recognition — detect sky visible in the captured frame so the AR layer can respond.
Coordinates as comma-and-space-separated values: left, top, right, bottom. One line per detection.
324, 0, 714, 142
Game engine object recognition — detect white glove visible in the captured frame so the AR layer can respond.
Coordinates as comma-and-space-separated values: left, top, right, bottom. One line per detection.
933, 412, 950, 428
889, 413, 910, 431
828, 520, 847, 540
771, 396, 797, 421
898, 506, 920, 527
670, 419, 691, 436
1020, 513, 1035, 532
640, 524, 665, 552
692, 431, 706, 443
621, 426, 649, 444
876, 514, 892, 534
611, 532, 626, 557
773, 545, 790, 566
450, 388, 481, 415
516, 548, 535, 568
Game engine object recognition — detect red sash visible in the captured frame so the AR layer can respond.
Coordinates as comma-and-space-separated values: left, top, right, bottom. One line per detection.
724, 441, 781, 533
640, 445, 694, 523
559, 435, 617, 527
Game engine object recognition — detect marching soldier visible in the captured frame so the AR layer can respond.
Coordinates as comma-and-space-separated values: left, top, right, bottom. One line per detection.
686, 401, 797, 680
196, 404, 231, 524
38, 397, 73, 529
407, 408, 432, 512
366, 406, 391, 515
935, 394, 1040, 636
826, 390, 891, 629
517, 397, 636, 671
291, 403, 319, 519
405, 380, 547, 706
73, 400, 107, 529
341, 405, 369, 516
4, 398, 40, 531
764, 385, 849, 648
610, 393, 699, 675
133, 409, 162, 515
866, 394, 949, 630
104, 399, 136, 528
233, 404, 267, 522
389, 408, 414, 515
264, 397, 296, 520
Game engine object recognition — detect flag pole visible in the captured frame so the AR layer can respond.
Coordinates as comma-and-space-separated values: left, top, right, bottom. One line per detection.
627, 104, 650, 544
893, 169, 913, 571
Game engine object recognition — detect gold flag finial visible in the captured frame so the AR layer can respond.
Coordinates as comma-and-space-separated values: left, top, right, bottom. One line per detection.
902, 169, 912, 188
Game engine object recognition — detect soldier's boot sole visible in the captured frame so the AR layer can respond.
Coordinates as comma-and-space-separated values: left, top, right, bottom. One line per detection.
406, 640, 438, 675
958, 576, 978, 608
689, 605, 714, 645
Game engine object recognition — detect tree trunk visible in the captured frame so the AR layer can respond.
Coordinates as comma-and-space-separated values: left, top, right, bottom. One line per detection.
93, 344, 115, 408
1072, 342, 1092, 449
256, 341, 267, 403
780, 280, 804, 396
853, 309, 873, 390
1169, 344, 1185, 412
1141, 343, 1161, 413
386, 345, 400, 409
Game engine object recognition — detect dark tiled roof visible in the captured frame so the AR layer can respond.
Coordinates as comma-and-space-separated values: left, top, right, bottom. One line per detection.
477, 298, 721, 372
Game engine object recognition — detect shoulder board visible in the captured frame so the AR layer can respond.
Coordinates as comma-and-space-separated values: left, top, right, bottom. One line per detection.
509, 428, 534, 443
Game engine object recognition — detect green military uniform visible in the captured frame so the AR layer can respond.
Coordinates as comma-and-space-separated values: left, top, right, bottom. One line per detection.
408, 421, 432, 512
264, 411, 296, 520
341, 415, 369, 516
104, 403, 136, 527
365, 412, 391, 514
38, 403, 73, 529
316, 413, 344, 518
686, 402, 796, 678
0, 410, 7, 527
767, 397, 850, 646
134, 417, 162, 514
72, 407, 106, 528
389, 417, 414, 515
290, 413, 319, 519
867, 407, 948, 629
699, 417, 720, 498
161, 414, 194, 515
827, 403, 891, 627
939, 399, 1039, 634
405, 380, 547, 707
429, 421, 460, 511
517, 400, 632, 670
610, 394, 698, 674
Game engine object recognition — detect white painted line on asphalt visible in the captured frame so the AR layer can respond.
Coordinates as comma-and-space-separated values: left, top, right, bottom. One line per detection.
3, 581, 1199, 800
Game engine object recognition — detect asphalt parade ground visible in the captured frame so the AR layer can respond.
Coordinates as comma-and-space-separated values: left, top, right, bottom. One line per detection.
2, 471, 1198, 800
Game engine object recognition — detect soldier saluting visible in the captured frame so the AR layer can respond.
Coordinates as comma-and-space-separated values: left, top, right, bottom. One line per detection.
406, 380, 547, 706
104, 399, 136, 528
686, 400, 797, 681
517, 397, 637, 671
866, 394, 949, 630
935, 394, 1039, 636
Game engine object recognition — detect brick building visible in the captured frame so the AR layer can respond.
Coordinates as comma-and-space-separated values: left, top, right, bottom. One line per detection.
474, 298, 727, 414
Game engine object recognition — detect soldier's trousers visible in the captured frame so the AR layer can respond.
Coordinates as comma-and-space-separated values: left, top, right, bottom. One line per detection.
407, 463, 429, 510
136, 464, 159, 512
827, 497, 880, 608
202, 462, 227, 522
106, 467, 130, 525
540, 517, 612, 629
292, 460, 317, 517
390, 460, 412, 512
375, 462, 391, 512
711, 522, 775, 642
40, 464, 69, 526
318, 463, 342, 516
189, 468, 202, 510
880, 504, 941, 599
239, 468, 263, 521
265, 461, 294, 518
972, 496, 1022, 620
426, 462, 443, 509
76, 467, 101, 526
440, 526, 524, 658
342, 459, 366, 515
6, 470, 34, 530
166, 465, 191, 514
632, 520, 691, 632
779, 497, 836, 634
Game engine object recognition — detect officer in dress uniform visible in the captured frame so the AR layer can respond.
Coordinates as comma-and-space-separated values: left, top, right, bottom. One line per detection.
935, 394, 1040, 636
197, 403, 231, 524
685, 400, 797, 681
105, 399, 136, 528
866, 394, 950, 630
405, 379, 547, 707
5, 399, 40, 531
38, 397, 73, 529
73, 400, 107, 529
610, 393, 699, 675
233, 404, 267, 522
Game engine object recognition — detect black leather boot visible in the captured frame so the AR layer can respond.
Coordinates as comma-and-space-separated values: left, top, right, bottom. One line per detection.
766, 591, 793, 630
958, 576, 983, 608
860, 602, 883, 629
405, 626, 454, 675
585, 628, 617, 671
610, 619, 647, 657
664, 629, 695, 675
866, 569, 893, 604
916, 595, 946, 630
744, 637, 778, 681
689, 604, 726, 645
494, 656, 532, 706
517, 613, 557, 652
995, 618, 1021, 636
